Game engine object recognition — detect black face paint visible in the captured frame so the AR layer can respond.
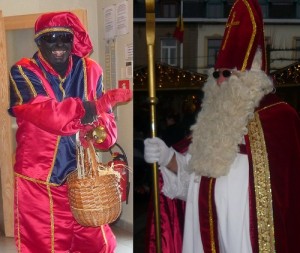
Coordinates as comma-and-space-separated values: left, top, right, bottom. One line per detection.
37, 32, 73, 75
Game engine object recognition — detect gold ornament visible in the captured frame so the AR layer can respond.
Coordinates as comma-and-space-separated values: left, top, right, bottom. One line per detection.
92, 126, 107, 143
86, 126, 107, 143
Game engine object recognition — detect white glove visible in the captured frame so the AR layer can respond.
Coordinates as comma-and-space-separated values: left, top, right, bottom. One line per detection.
144, 137, 174, 167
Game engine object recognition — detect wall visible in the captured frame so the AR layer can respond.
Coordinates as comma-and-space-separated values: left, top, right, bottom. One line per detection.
0, 0, 133, 232
98, 1, 133, 229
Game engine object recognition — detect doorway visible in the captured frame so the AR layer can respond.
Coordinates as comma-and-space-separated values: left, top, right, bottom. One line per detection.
0, 9, 87, 237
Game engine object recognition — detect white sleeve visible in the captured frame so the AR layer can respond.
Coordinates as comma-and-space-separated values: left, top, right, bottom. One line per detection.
160, 150, 191, 201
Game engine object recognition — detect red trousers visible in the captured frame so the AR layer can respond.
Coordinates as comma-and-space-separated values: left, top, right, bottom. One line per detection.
14, 175, 117, 253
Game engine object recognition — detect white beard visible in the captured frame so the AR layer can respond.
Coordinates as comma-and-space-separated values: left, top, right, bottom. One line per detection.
187, 68, 274, 178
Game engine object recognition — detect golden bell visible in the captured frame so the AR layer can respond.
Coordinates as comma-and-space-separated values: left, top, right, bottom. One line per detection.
91, 126, 107, 143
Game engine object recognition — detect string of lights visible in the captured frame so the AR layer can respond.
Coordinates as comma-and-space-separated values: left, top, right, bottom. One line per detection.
134, 62, 207, 90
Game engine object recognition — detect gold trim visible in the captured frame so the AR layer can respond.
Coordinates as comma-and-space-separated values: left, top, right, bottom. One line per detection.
15, 177, 21, 253
222, 0, 257, 71
248, 112, 275, 252
46, 185, 55, 253
37, 50, 61, 79
208, 178, 217, 253
9, 72, 23, 105
14, 58, 54, 100
256, 101, 286, 113
58, 76, 66, 99
14, 174, 58, 252
222, 12, 240, 51
100, 225, 109, 253
82, 58, 88, 100
241, 0, 257, 71
17, 65, 38, 97
37, 51, 68, 99
15, 172, 60, 186
46, 137, 61, 182
35, 27, 73, 39
94, 65, 99, 101
30, 58, 47, 84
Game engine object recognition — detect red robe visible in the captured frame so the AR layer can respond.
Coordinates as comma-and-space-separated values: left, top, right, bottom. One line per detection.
146, 93, 300, 253
9, 52, 117, 253
248, 93, 300, 252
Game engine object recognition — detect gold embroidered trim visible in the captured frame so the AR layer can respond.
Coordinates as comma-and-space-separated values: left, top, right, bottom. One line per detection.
35, 27, 73, 39
15, 172, 59, 187
248, 112, 275, 252
9, 72, 23, 105
208, 178, 217, 253
17, 65, 37, 97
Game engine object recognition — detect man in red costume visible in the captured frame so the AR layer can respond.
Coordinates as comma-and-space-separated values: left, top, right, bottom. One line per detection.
144, 0, 300, 252
8, 11, 131, 253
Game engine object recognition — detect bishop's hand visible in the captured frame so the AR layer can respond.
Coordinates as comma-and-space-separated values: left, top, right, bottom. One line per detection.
144, 137, 174, 167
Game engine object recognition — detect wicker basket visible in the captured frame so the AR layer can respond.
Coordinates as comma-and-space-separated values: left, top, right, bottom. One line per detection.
67, 141, 122, 227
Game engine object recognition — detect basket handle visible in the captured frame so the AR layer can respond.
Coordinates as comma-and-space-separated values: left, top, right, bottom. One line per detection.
87, 140, 99, 175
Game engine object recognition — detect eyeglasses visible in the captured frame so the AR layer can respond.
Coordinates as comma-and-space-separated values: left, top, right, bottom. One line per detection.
212, 70, 232, 79
40, 33, 74, 44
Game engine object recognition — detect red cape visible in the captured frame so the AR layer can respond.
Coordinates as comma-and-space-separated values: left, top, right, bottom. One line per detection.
248, 93, 300, 253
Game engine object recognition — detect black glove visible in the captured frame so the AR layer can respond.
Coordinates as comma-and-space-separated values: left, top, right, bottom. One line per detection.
81, 101, 97, 124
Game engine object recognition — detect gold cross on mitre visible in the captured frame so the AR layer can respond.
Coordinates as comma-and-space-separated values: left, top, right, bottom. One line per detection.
222, 12, 240, 50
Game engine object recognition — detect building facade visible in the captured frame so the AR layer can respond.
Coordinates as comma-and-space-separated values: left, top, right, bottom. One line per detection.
134, 0, 300, 74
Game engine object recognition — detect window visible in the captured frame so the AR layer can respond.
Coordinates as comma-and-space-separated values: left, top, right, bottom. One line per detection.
207, 38, 222, 68
161, 38, 178, 66
159, 0, 178, 18
269, 1, 296, 18
162, 3, 177, 17
206, 0, 223, 18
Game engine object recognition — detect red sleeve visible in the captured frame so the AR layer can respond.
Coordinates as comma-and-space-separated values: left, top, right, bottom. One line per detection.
12, 95, 85, 135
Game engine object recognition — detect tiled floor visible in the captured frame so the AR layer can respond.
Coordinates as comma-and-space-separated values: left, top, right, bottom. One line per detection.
0, 223, 133, 253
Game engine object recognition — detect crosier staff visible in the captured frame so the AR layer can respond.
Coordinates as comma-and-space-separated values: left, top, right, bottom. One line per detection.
145, 0, 161, 252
